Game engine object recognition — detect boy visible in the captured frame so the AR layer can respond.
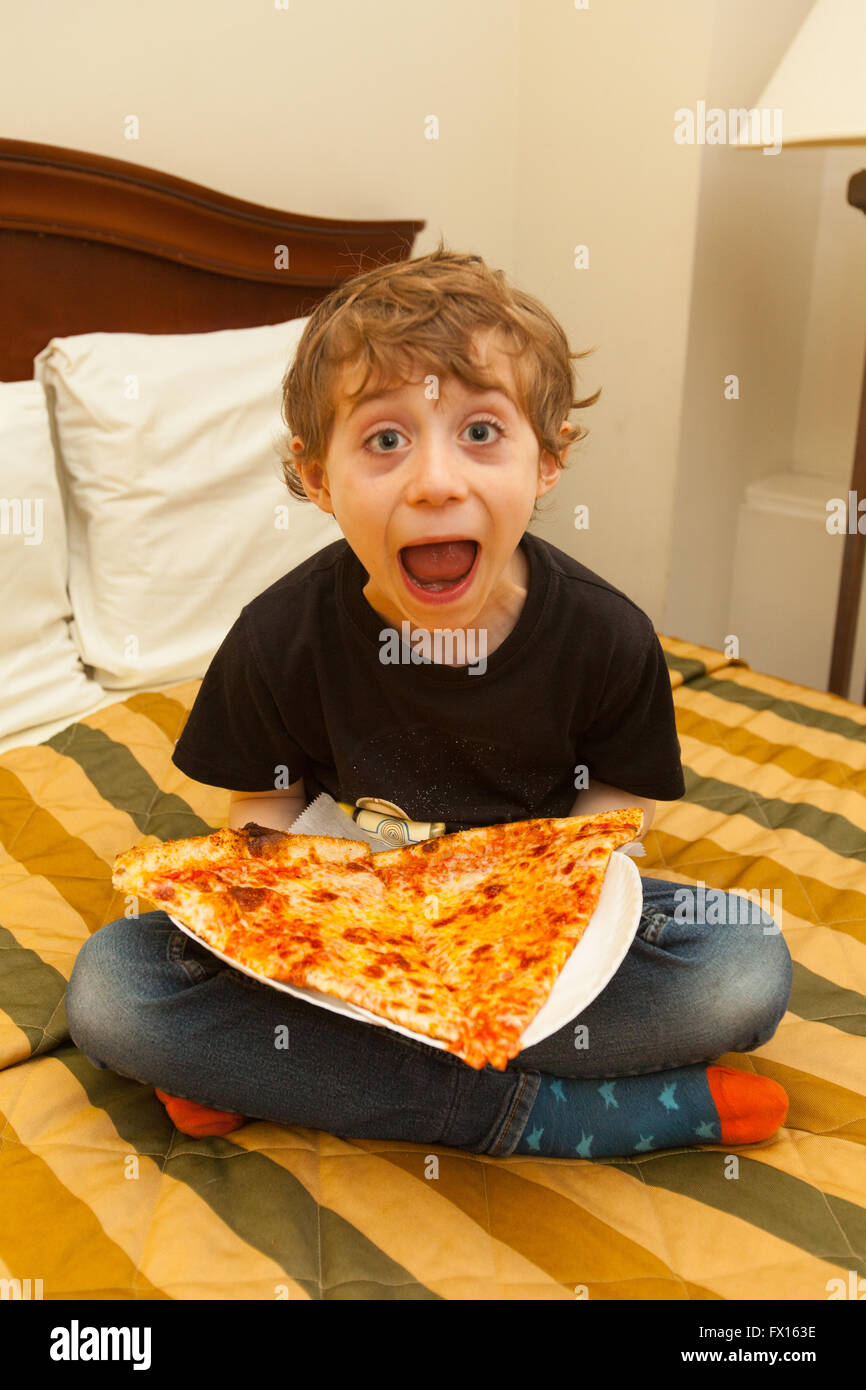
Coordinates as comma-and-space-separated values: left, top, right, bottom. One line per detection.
67, 246, 792, 1157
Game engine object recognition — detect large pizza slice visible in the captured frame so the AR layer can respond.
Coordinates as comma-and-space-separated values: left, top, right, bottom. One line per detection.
112, 809, 643, 1069
114, 823, 475, 1053
371, 812, 643, 1067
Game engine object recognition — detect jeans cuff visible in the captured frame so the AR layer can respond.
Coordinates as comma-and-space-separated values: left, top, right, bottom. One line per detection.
479, 1071, 542, 1156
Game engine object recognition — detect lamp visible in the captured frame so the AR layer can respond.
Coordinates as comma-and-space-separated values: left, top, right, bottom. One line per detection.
731, 0, 866, 698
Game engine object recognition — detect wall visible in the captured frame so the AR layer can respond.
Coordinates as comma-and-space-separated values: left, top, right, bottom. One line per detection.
3, 0, 860, 673
663, 0, 824, 651
508, 0, 715, 623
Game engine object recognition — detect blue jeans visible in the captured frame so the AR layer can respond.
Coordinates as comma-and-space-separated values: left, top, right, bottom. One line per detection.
65, 877, 792, 1156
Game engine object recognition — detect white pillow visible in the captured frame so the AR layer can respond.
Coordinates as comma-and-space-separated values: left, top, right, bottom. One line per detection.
34, 319, 342, 688
0, 381, 105, 738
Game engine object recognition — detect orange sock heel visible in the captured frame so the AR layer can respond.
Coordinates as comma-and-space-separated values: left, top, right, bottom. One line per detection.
706, 1066, 788, 1144
154, 1088, 248, 1138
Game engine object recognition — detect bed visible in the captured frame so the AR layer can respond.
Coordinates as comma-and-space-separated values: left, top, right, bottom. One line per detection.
1, 138, 863, 1302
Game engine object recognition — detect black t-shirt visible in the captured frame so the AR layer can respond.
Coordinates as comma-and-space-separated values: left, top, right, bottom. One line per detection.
172, 531, 685, 832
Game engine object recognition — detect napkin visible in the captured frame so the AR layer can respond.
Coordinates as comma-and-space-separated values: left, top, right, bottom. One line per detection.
287, 792, 395, 852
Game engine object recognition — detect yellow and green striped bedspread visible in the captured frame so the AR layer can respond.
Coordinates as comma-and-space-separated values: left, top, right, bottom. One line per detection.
0, 638, 863, 1300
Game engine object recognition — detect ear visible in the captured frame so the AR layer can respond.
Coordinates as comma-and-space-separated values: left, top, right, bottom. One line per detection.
557, 419, 573, 463
296, 456, 336, 514
536, 422, 571, 498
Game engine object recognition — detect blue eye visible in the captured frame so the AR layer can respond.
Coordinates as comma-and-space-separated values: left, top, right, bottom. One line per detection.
362, 417, 505, 453
364, 428, 406, 453
463, 418, 504, 444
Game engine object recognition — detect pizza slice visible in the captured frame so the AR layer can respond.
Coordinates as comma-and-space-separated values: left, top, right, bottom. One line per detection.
111, 809, 643, 1070
113, 821, 478, 1053
373, 811, 644, 1067
137, 874, 473, 1052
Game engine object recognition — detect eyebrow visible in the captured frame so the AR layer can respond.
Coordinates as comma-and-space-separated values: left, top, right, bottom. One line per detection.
344, 383, 516, 421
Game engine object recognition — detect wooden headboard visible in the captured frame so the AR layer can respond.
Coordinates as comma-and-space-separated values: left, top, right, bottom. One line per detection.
0, 138, 426, 382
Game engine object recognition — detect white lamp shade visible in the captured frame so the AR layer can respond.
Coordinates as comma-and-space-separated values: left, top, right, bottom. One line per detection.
734, 0, 866, 148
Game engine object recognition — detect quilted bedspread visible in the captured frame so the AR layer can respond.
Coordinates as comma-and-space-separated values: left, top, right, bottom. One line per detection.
0, 638, 863, 1300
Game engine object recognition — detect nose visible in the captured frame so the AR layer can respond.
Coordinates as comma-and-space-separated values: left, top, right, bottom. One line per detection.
403, 433, 469, 507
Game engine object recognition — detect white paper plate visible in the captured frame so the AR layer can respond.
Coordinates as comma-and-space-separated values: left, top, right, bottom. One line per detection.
168, 850, 642, 1058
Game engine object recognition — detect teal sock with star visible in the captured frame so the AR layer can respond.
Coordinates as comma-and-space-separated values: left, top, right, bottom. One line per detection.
513, 1062, 787, 1159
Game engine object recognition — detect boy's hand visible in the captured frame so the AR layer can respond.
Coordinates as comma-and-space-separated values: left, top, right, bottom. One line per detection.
569, 780, 656, 840
228, 781, 306, 833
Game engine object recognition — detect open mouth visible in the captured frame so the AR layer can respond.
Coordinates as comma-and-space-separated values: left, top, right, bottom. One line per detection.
398, 539, 480, 598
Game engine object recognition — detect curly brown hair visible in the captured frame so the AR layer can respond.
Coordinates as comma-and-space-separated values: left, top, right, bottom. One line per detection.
278, 238, 600, 519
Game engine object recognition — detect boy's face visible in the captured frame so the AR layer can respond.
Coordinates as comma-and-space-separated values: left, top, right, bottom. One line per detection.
296, 332, 566, 632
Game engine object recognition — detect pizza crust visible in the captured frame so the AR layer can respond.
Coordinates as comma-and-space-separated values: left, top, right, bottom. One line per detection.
113, 822, 372, 892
